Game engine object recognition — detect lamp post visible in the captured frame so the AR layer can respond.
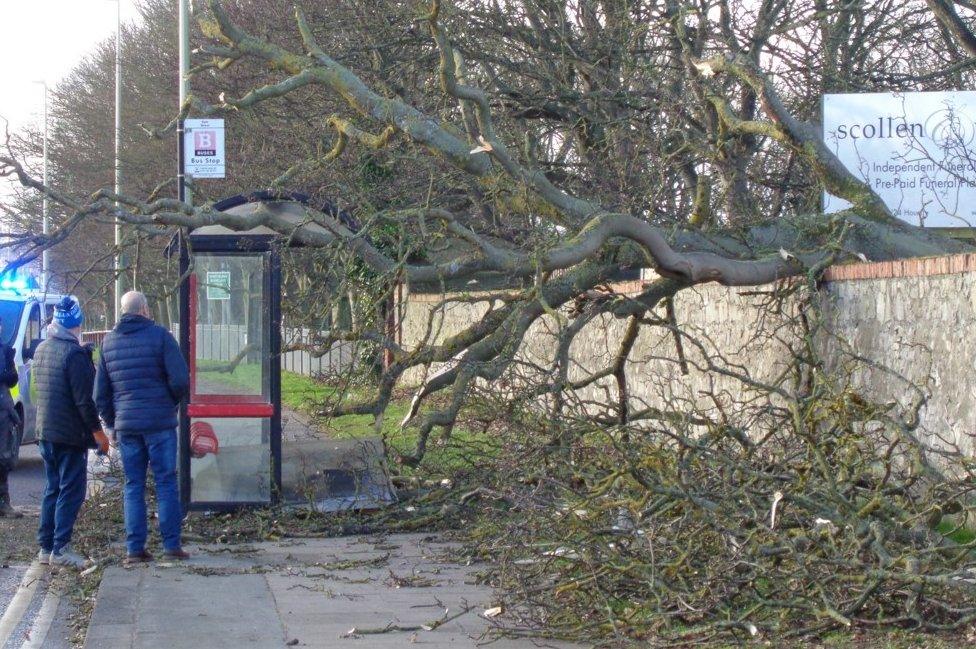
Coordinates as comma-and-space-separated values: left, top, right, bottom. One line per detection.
31, 80, 49, 289
178, 0, 191, 206
109, 0, 123, 322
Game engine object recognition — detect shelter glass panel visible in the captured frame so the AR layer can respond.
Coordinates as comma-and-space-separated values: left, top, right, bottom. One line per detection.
192, 254, 269, 401
189, 417, 272, 503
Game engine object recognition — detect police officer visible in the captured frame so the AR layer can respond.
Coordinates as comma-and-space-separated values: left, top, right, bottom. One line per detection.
0, 320, 22, 518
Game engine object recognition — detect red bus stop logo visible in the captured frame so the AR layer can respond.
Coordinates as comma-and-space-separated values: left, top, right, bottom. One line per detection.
194, 130, 217, 157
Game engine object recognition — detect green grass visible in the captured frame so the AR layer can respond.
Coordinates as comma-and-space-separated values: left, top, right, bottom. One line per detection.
280, 371, 496, 475
936, 518, 976, 545
818, 629, 970, 648
199, 361, 497, 474
196, 359, 264, 393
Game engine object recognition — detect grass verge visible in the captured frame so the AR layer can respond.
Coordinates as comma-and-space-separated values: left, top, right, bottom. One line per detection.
278, 370, 499, 476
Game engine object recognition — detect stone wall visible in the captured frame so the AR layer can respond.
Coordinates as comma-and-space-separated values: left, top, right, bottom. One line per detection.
399, 253, 976, 455
820, 254, 976, 455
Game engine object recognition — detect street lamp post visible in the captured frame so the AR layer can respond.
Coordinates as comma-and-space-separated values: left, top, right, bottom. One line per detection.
178, 0, 191, 206
109, 0, 123, 323
32, 80, 49, 289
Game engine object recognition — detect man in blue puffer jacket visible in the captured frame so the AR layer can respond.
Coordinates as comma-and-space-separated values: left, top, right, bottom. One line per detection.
95, 291, 189, 564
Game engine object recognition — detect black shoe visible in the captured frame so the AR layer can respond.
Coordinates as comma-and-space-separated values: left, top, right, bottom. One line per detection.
0, 500, 23, 518
124, 550, 154, 566
163, 548, 191, 560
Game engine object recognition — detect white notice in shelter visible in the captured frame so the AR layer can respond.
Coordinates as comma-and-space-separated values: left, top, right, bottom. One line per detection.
184, 118, 225, 179
823, 91, 976, 228
206, 271, 231, 301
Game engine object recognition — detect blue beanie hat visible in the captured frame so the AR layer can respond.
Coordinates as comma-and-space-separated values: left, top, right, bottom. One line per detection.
54, 297, 84, 329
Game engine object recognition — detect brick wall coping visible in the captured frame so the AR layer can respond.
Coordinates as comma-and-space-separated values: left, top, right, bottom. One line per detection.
821, 252, 976, 282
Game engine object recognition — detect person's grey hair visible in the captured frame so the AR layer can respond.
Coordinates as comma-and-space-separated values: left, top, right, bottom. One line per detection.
120, 291, 149, 315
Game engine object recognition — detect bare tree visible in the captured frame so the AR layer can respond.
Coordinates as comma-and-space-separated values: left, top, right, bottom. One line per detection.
2, 1, 971, 441
3, 1, 976, 641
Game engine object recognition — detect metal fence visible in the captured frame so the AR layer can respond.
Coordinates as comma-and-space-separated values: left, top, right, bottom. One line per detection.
81, 330, 109, 348
86, 325, 356, 378
189, 324, 248, 362
280, 327, 357, 378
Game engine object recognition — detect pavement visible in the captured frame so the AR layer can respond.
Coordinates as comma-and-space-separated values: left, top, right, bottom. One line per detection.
83, 533, 581, 649
5, 427, 574, 648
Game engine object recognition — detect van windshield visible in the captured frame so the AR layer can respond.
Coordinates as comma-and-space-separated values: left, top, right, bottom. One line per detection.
0, 300, 24, 347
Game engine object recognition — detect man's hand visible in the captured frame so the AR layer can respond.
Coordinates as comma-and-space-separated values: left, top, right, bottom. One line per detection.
93, 429, 110, 455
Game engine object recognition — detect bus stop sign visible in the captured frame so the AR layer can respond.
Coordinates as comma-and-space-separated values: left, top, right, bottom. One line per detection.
184, 118, 225, 179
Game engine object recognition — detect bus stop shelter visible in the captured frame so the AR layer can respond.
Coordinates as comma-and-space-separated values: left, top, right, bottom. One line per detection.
177, 192, 394, 511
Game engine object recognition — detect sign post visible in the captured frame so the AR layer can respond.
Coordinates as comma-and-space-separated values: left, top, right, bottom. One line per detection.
823, 91, 976, 228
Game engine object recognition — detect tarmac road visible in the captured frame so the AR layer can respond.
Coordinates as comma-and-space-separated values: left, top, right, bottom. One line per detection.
1, 443, 73, 649
8, 443, 45, 508
0, 444, 44, 615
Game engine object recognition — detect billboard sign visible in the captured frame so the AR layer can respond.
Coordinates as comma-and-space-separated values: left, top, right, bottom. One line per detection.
822, 91, 976, 227
184, 118, 225, 179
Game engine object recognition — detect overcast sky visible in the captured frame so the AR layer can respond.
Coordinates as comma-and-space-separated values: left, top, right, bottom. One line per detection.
0, 0, 145, 205
1, 0, 143, 137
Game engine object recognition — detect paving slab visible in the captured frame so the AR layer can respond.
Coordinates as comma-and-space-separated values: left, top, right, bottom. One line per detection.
84, 533, 585, 649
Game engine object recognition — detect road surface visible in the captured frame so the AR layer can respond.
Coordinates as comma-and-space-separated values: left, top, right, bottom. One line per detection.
1, 442, 73, 649
8, 443, 45, 508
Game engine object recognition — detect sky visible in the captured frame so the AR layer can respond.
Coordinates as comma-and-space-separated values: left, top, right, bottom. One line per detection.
0, 0, 143, 143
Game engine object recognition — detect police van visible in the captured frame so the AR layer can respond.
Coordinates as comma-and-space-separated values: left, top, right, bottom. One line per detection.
0, 276, 78, 467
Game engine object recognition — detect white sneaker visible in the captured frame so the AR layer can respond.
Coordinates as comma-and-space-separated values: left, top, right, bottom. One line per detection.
51, 545, 90, 569
37, 549, 52, 565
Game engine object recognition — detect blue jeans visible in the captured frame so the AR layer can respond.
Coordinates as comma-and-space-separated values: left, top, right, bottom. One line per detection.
38, 441, 88, 553
119, 429, 182, 554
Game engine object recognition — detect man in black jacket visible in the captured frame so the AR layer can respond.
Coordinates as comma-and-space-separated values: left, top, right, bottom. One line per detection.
0, 320, 22, 518
95, 291, 189, 564
34, 297, 108, 568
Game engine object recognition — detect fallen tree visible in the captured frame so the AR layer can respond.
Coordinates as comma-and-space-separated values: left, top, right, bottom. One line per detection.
3, 0, 976, 642
2, 0, 970, 459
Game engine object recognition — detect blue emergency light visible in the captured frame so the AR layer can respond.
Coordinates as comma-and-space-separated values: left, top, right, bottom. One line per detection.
0, 272, 39, 293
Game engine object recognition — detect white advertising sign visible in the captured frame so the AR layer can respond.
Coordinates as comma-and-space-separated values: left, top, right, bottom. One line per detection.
184, 118, 225, 179
823, 91, 976, 228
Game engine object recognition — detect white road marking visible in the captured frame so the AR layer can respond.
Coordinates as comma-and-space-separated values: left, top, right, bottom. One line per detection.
19, 583, 60, 648
0, 561, 47, 646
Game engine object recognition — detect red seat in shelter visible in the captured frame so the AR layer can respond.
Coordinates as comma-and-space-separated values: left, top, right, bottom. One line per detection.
190, 421, 219, 458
